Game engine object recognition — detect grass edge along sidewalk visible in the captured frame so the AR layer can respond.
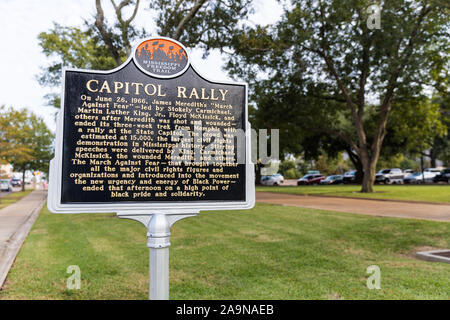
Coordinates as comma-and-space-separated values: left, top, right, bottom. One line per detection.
256, 185, 450, 204
0, 191, 33, 210
0, 202, 449, 299
0, 190, 47, 289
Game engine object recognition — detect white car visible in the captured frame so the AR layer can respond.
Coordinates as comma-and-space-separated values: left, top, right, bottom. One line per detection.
403, 169, 414, 177
424, 168, 441, 174
260, 175, 284, 186
375, 168, 404, 184
1, 179, 13, 192
403, 171, 438, 184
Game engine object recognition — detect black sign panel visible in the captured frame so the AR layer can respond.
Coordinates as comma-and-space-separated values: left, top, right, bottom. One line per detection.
61, 56, 247, 204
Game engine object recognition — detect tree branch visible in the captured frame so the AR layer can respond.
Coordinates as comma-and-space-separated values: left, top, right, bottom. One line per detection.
329, 129, 360, 155
125, 0, 140, 24
371, 4, 434, 156
110, 0, 140, 55
173, 0, 208, 40
313, 1, 366, 151
95, 0, 122, 65
356, 15, 374, 120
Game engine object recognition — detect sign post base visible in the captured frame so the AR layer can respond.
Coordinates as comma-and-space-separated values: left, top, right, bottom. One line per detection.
118, 211, 198, 300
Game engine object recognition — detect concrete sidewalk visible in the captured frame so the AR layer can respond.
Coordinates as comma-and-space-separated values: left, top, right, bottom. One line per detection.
0, 190, 46, 288
257, 192, 450, 222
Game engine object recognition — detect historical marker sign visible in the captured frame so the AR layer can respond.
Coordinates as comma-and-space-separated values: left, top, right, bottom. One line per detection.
48, 37, 254, 213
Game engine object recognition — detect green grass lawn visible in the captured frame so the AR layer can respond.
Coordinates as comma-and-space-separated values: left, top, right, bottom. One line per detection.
1, 203, 449, 300
0, 191, 32, 210
256, 185, 450, 203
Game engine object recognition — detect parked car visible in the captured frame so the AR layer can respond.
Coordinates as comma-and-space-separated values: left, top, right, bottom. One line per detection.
416, 168, 441, 183
1, 179, 13, 192
320, 175, 344, 185
260, 174, 284, 186
271, 174, 284, 183
433, 168, 450, 183
403, 169, 414, 177
403, 171, 437, 184
375, 168, 404, 184
343, 171, 356, 184
424, 168, 441, 175
10, 177, 22, 187
297, 174, 325, 185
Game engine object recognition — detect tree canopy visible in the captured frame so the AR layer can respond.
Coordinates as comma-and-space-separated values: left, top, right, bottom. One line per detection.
36, 0, 450, 192
38, 0, 253, 108
227, 0, 449, 191
0, 106, 54, 190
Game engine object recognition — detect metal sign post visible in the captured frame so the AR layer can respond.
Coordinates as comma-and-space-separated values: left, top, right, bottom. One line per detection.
118, 211, 198, 300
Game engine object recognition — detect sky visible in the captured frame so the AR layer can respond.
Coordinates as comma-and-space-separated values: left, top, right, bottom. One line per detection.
0, 0, 282, 131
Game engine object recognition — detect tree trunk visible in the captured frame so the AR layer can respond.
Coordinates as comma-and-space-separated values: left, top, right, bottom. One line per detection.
360, 147, 380, 193
22, 169, 26, 192
255, 161, 263, 185
361, 162, 375, 193
420, 155, 425, 184
354, 161, 364, 184
346, 148, 363, 184
430, 148, 436, 168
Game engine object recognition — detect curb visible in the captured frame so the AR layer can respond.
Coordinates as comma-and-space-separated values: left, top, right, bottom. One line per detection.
416, 250, 450, 264
257, 191, 450, 206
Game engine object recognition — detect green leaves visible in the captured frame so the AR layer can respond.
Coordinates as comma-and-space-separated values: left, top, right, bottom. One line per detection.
38, 23, 119, 87
38, 1, 255, 108
227, 0, 449, 162
38, 23, 121, 108
152, 0, 254, 50
0, 106, 54, 174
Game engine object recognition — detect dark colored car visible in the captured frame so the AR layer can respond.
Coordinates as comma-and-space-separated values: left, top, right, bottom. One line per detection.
10, 177, 22, 187
297, 174, 325, 185
343, 171, 356, 184
320, 175, 344, 185
433, 168, 450, 183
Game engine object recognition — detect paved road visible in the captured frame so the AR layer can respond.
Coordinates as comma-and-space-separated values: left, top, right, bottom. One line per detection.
256, 192, 450, 222
0, 190, 46, 288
